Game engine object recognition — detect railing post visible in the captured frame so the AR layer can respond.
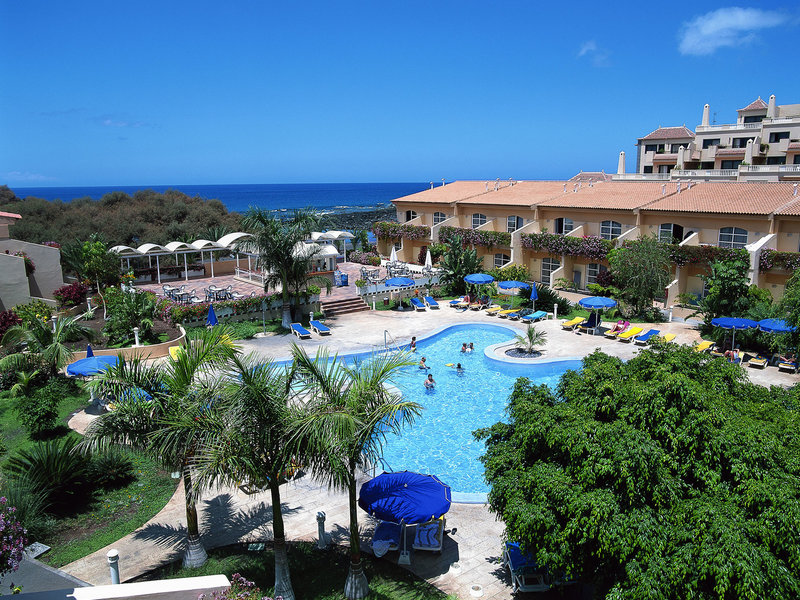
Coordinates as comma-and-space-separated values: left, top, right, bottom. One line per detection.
107, 549, 120, 584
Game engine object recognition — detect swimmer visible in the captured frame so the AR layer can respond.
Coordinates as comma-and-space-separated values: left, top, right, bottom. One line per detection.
466, 342, 474, 353
456, 363, 465, 374
410, 336, 417, 352
424, 374, 436, 389
419, 357, 429, 370
461, 342, 468, 353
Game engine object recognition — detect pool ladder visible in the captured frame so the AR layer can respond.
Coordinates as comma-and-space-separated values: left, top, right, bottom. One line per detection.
384, 330, 403, 354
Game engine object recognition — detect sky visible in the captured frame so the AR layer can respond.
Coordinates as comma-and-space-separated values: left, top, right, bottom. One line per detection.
2, 1, 799, 187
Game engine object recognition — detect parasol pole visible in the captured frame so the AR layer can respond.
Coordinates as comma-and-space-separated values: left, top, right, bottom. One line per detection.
398, 520, 410, 565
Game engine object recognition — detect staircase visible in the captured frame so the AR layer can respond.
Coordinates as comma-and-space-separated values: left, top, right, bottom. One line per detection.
321, 296, 370, 317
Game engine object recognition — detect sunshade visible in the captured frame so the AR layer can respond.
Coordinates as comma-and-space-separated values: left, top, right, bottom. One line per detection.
389, 246, 398, 263
67, 355, 119, 377
578, 296, 617, 310
424, 249, 433, 269
711, 317, 758, 349
358, 471, 451, 525
497, 280, 530, 290
206, 304, 218, 326
758, 318, 796, 333
464, 273, 494, 285
385, 277, 415, 287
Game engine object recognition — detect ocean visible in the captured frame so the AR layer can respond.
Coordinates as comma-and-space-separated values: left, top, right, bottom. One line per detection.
10, 182, 429, 215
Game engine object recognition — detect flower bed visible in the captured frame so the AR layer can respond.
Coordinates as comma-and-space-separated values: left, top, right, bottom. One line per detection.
668, 244, 748, 267
759, 248, 800, 272
373, 221, 431, 241
438, 226, 511, 248
54, 282, 90, 307
157, 293, 279, 325
520, 232, 614, 260
350, 250, 382, 266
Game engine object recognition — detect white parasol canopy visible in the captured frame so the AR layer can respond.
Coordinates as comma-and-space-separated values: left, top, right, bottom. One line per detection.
389, 245, 398, 263
424, 249, 433, 269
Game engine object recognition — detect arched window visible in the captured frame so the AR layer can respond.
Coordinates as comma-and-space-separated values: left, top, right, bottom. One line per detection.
494, 253, 511, 268
404, 210, 418, 222
507, 215, 524, 232
555, 217, 574, 235
433, 212, 447, 225
541, 257, 560, 286
718, 227, 748, 249
658, 223, 684, 243
472, 213, 487, 229
600, 220, 622, 240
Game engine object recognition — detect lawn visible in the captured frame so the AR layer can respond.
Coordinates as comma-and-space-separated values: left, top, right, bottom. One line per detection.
137, 541, 454, 600
185, 312, 325, 340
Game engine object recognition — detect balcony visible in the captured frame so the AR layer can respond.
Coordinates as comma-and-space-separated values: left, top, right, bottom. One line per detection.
653, 153, 678, 164
695, 123, 761, 132
612, 173, 670, 181
740, 165, 800, 174
671, 169, 738, 180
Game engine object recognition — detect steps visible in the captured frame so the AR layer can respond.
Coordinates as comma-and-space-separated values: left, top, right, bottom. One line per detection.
321, 296, 370, 317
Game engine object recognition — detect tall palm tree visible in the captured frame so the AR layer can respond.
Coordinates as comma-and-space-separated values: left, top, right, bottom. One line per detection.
237, 208, 320, 330
290, 343, 421, 599
0, 314, 93, 377
193, 354, 300, 600
284, 246, 332, 322
80, 326, 238, 568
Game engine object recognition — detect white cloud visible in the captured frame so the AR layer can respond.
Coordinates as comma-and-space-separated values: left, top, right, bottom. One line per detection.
577, 40, 597, 57
679, 7, 787, 55
577, 40, 610, 67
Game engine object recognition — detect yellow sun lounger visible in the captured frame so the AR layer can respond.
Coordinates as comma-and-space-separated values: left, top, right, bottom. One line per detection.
748, 356, 770, 369
169, 346, 183, 360
561, 317, 586, 330
497, 309, 519, 318
694, 340, 714, 352
617, 327, 643, 342
485, 306, 504, 315
656, 333, 676, 343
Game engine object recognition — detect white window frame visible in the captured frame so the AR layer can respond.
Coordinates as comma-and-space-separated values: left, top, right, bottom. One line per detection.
393, 240, 402, 251
600, 220, 622, 240
541, 257, 560, 286
405, 210, 418, 222
718, 227, 747, 249
507, 215, 523, 233
555, 217, 574, 235
472, 213, 487, 229
658, 223, 683, 243
587, 263, 608, 285
433, 211, 447, 226
494, 253, 510, 269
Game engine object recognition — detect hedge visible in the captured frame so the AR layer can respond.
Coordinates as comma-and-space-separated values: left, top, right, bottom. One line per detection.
667, 244, 749, 267
759, 248, 800, 272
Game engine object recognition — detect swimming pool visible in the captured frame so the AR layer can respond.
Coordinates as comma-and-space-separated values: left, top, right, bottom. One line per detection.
379, 323, 580, 502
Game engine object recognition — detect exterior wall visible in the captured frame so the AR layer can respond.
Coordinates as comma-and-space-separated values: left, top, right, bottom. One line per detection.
0, 253, 29, 310
638, 212, 771, 246
0, 239, 64, 300
538, 207, 635, 238
772, 217, 800, 252
456, 205, 536, 233
393, 201, 454, 226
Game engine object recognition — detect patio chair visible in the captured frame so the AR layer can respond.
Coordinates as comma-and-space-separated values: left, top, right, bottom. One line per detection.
310, 320, 331, 335
577, 312, 601, 334
371, 521, 401, 558
633, 329, 660, 345
520, 310, 547, 323
410, 297, 427, 311
291, 323, 312, 339
412, 516, 445, 554
502, 542, 551, 593
509, 308, 532, 321
693, 340, 714, 353
617, 326, 643, 342
604, 320, 626, 338
561, 317, 585, 330
424, 296, 440, 309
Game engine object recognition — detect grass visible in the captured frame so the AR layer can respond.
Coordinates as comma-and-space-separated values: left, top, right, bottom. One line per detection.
137, 541, 453, 599
185, 312, 325, 340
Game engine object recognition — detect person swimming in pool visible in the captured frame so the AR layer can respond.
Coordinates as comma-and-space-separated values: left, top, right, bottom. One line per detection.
424, 373, 436, 389
419, 356, 429, 370
460, 342, 468, 353
455, 363, 465, 375
466, 342, 474, 353
410, 336, 417, 352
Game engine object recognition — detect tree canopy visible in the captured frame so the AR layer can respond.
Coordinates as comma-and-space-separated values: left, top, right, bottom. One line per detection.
476, 346, 800, 599
608, 236, 670, 318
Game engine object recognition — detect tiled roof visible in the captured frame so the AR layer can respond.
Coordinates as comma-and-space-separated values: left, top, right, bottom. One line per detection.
775, 195, 800, 216
639, 126, 695, 141
0, 211, 21, 220
392, 181, 495, 205
536, 182, 673, 211
643, 182, 799, 215
457, 181, 571, 207
788, 142, 800, 151
738, 98, 768, 112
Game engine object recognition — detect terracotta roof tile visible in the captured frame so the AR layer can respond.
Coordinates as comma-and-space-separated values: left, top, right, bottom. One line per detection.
788, 142, 800, 151
456, 181, 572, 207
392, 181, 495, 205
643, 182, 798, 215
738, 98, 768, 112
639, 126, 695, 141
568, 171, 613, 183
775, 195, 800, 216
0, 211, 21, 220
536, 181, 673, 211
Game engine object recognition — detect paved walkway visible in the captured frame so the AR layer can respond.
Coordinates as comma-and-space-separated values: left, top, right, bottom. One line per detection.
62, 270, 798, 597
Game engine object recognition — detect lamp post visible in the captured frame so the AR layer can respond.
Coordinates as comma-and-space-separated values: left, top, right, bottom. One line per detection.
133, 327, 140, 347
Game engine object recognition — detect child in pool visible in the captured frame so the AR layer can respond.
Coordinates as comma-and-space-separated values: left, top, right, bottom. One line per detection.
424, 374, 436, 389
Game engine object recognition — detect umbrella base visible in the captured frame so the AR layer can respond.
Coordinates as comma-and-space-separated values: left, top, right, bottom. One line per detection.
398, 550, 411, 565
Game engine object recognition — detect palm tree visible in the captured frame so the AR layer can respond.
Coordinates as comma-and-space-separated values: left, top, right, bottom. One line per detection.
290, 343, 421, 600
284, 246, 332, 322
80, 326, 238, 568
438, 235, 484, 296
514, 324, 547, 354
237, 208, 320, 329
193, 354, 300, 600
0, 314, 94, 377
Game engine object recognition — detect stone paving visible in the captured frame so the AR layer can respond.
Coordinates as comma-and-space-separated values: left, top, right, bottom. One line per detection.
63, 267, 798, 597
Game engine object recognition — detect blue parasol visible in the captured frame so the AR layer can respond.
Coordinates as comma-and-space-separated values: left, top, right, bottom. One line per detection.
711, 317, 758, 349
464, 273, 494, 285
206, 303, 218, 326
66, 355, 119, 377
497, 280, 530, 290
359, 471, 452, 525
758, 318, 795, 334
579, 296, 617, 311
385, 277, 415, 287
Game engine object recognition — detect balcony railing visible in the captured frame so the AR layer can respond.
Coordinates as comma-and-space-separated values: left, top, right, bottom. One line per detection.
671, 169, 738, 178
611, 173, 670, 180
740, 165, 800, 173
695, 123, 761, 132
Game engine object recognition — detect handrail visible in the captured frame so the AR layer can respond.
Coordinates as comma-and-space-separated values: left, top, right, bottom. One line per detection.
384, 330, 403, 353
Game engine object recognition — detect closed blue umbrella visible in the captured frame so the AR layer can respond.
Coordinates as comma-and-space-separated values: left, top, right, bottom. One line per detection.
711, 317, 758, 349
206, 303, 218, 326
464, 273, 494, 285
758, 318, 795, 334
67, 355, 119, 377
86, 344, 94, 358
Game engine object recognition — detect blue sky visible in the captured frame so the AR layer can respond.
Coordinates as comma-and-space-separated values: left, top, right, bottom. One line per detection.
2, 1, 799, 186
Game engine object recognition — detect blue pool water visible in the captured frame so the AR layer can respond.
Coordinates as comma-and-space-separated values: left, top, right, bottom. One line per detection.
379, 324, 580, 500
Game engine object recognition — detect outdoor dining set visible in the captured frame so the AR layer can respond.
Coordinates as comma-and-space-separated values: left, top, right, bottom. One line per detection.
162, 283, 250, 304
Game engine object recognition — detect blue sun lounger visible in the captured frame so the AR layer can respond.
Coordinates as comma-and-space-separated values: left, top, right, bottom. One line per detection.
291, 323, 311, 339
634, 329, 660, 345
520, 310, 547, 323
502, 542, 551, 593
310, 320, 331, 335
424, 296, 440, 308
371, 521, 401, 558
410, 297, 427, 311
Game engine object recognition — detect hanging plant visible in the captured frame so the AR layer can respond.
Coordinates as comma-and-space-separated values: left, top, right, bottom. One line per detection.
12, 251, 35, 275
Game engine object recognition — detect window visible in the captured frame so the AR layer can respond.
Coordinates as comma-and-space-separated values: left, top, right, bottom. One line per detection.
554, 217, 574, 235
586, 263, 608, 285
702, 138, 721, 149
404, 210, 417, 222
433, 211, 447, 225
767, 156, 786, 165
732, 137, 754, 148
600, 220, 622, 240
743, 115, 763, 123
393, 240, 402, 251
494, 253, 510, 269
507, 215, 524, 232
769, 131, 790, 143
721, 160, 741, 170
541, 257, 560, 286
794, 155, 800, 165
670, 144, 684, 153
718, 227, 747, 249
658, 223, 684, 243
658, 165, 673, 174
471, 213, 487, 229
644, 143, 665, 153
643, 166, 654, 174
700, 161, 714, 169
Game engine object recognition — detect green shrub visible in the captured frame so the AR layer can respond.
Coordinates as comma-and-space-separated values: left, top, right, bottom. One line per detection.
13, 377, 78, 438
0, 477, 55, 541
89, 450, 135, 489
11, 299, 53, 328
5, 437, 92, 514
104, 288, 158, 345
527, 283, 572, 315
486, 264, 532, 283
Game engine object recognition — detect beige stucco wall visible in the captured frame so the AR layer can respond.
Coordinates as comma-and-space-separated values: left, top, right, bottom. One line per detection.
638, 212, 771, 246
0, 253, 29, 311
0, 239, 64, 299
537, 207, 635, 237
772, 217, 800, 252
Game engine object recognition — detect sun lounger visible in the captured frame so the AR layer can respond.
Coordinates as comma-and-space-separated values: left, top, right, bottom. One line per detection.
633, 329, 660, 345
509, 309, 532, 321
561, 317, 585, 330
577, 313, 601, 334
412, 516, 445, 553
290, 323, 311, 339
497, 309, 520, 319
168, 346, 183, 360
423, 296, 440, 308
694, 340, 714, 353
410, 297, 427, 311
371, 521, 401, 558
748, 355, 769, 369
604, 320, 629, 338
502, 542, 551, 593
657, 333, 676, 343
778, 361, 798, 373
521, 310, 548, 323
310, 320, 331, 335
485, 304, 509, 316
617, 326, 643, 342
449, 297, 466, 308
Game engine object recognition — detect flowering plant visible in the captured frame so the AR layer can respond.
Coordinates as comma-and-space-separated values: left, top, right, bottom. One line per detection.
12, 251, 35, 275
438, 226, 511, 248
759, 248, 800, 272
41, 241, 61, 248
373, 221, 431, 241
520, 233, 614, 260
0, 497, 27, 577
198, 573, 281, 600
158, 293, 280, 324
53, 282, 90, 307
667, 244, 748, 267
0, 310, 22, 340
349, 250, 381, 266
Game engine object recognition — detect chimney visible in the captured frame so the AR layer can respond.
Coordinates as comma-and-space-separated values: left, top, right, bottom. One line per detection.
662, 184, 666, 195
563, 183, 567, 192
430, 182, 434, 190
794, 183, 798, 197
701, 103, 710, 127
768, 94, 776, 119
677, 145, 685, 170
617, 151, 626, 175
485, 182, 489, 191
676, 182, 681, 193
573, 184, 578, 193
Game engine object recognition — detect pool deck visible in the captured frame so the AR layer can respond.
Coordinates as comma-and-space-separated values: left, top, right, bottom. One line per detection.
63, 268, 797, 597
